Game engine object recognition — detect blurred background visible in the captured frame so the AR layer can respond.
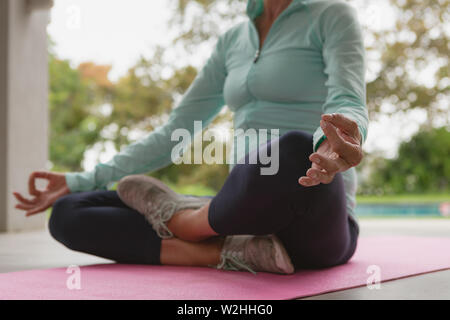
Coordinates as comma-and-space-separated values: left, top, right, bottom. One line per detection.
1, 0, 448, 295
46, 0, 449, 218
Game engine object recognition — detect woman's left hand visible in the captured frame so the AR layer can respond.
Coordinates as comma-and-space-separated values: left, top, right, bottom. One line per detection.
299, 113, 363, 187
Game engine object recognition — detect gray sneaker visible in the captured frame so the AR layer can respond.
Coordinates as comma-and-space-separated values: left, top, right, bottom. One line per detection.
117, 175, 211, 239
212, 234, 295, 275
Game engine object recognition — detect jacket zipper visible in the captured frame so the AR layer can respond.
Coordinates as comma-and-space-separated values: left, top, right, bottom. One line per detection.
249, 0, 305, 64
253, 49, 260, 63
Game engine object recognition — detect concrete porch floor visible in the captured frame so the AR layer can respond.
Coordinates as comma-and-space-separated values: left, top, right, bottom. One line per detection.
0, 218, 449, 300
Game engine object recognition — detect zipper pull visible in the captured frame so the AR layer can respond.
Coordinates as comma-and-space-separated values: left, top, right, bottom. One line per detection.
253, 49, 260, 63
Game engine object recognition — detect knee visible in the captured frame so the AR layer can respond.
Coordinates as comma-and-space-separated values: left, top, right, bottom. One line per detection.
48, 194, 82, 249
280, 130, 312, 146
278, 131, 313, 155
48, 195, 70, 240
300, 242, 353, 270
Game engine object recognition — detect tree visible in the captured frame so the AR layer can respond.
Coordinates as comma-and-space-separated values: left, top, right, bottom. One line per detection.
365, 0, 449, 127
365, 126, 450, 194
48, 53, 108, 172
170, 0, 245, 50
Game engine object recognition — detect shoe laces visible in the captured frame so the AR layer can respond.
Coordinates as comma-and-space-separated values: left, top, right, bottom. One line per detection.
149, 200, 178, 239
212, 248, 257, 275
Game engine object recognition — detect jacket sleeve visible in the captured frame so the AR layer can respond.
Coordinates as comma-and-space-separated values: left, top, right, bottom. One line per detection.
312, 2, 369, 152
65, 35, 228, 192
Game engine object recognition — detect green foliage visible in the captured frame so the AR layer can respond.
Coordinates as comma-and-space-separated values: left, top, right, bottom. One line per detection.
110, 61, 173, 148
170, 0, 245, 50
148, 139, 230, 193
366, 127, 450, 194
167, 183, 217, 197
366, 0, 449, 126
356, 192, 450, 204
49, 53, 105, 171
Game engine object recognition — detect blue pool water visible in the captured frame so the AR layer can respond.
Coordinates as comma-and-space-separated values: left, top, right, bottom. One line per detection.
355, 203, 449, 217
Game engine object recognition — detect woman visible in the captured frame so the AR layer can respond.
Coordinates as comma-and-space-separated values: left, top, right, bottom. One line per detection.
14, 0, 368, 274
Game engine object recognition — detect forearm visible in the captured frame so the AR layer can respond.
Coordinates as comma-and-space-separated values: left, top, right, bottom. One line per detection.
313, 2, 368, 152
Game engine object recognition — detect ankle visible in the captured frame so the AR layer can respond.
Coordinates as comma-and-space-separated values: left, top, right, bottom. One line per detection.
196, 236, 225, 266
167, 203, 218, 242
167, 208, 202, 241
160, 236, 225, 267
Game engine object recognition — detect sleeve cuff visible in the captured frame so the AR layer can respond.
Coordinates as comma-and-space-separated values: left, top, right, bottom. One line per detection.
313, 126, 327, 152
65, 171, 96, 193
314, 135, 327, 152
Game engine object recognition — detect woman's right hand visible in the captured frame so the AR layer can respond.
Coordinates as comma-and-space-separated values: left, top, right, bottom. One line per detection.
13, 171, 71, 217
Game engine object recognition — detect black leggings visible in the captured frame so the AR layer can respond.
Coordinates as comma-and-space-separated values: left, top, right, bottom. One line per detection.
49, 130, 359, 270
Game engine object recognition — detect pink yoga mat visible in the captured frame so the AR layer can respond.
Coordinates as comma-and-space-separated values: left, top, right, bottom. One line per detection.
1, 236, 449, 300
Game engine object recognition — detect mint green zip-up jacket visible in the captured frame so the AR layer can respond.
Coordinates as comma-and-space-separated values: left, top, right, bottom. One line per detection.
65, 0, 368, 219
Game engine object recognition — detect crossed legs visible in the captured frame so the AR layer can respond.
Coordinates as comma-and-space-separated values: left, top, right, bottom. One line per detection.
49, 131, 358, 271
49, 190, 225, 267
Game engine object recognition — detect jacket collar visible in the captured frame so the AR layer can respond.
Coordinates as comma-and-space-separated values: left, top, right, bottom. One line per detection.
246, 0, 308, 20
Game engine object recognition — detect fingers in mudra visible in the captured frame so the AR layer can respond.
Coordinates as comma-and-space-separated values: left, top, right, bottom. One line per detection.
309, 152, 340, 175
13, 191, 46, 216
13, 192, 38, 211
14, 171, 69, 216
306, 156, 339, 185
322, 113, 359, 138
306, 167, 332, 185
299, 113, 363, 187
320, 114, 362, 167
